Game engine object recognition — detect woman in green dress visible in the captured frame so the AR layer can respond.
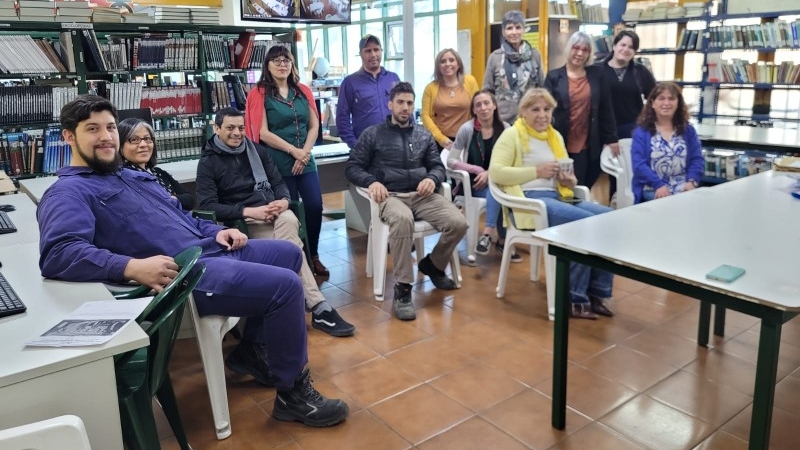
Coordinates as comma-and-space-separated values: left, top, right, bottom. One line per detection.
245, 45, 329, 277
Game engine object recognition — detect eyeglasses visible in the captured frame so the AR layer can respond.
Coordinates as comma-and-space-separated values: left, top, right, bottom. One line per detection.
127, 136, 153, 145
270, 58, 292, 67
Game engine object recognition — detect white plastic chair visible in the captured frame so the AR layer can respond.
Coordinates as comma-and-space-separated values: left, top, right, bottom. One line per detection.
489, 179, 591, 320
600, 138, 634, 209
187, 295, 240, 440
442, 149, 487, 264
356, 183, 462, 301
0, 415, 91, 450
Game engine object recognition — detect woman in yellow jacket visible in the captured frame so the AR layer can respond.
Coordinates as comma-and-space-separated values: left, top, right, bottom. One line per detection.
421, 48, 480, 151
488, 88, 615, 320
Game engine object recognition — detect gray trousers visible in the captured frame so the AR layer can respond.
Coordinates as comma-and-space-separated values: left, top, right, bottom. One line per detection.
247, 210, 324, 309
379, 192, 467, 284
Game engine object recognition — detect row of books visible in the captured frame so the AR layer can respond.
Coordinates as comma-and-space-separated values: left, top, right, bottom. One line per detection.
96, 36, 200, 71
208, 79, 255, 112
715, 59, 800, 85
707, 21, 800, 49
0, 128, 70, 177
570, 1, 609, 23
0, 85, 78, 126
676, 29, 704, 51
623, 2, 706, 21
153, 128, 205, 163
95, 82, 143, 111
703, 150, 777, 181
140, 86, 203, 117
0, 35, 67, 74
0, 131, 38, 176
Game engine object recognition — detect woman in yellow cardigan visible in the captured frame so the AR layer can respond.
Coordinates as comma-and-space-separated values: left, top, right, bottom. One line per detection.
488, 88, 615, 319
421, 48, 480, 151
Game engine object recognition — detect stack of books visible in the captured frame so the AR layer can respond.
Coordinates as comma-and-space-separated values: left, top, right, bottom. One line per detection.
0, 1, 18, 21
92, 7, 123, 23
547, 1, 574, 16
152, 6, 190, 24
684, 2, 706, 18
190, 8, 220, 25
54, 1, 91, 23
621, 8, 642, 22
666, 6, 685, 19
122, 12, 154, 24
17, 0, 55, 21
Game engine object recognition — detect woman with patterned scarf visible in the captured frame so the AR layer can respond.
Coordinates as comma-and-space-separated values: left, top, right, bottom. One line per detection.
488, 88, 615, 320
118, 118, 195, 210
483, 10, 544, 123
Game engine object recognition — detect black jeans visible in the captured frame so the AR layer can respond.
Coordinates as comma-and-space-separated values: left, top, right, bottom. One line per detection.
571, 150, 602, 189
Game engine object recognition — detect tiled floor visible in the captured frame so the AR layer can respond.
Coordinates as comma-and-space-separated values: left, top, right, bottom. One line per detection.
157, 194, 800, 450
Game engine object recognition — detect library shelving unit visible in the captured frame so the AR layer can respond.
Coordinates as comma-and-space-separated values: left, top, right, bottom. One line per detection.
0, 21, 294, 180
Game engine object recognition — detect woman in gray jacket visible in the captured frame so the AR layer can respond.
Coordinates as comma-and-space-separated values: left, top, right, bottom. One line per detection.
483, 10, 544, 123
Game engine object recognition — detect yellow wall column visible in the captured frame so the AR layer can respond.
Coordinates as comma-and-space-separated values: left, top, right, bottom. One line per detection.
457, 0, 488, 84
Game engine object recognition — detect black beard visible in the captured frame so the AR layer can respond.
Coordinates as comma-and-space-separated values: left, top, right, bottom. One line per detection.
87, 152, 122, 174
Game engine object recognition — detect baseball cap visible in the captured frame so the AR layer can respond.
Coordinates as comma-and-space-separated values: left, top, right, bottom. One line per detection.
359, 34, 382, 51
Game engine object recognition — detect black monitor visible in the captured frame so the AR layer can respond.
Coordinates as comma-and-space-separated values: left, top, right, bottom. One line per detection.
241, 0, 352, 25
118, 108, 154, 127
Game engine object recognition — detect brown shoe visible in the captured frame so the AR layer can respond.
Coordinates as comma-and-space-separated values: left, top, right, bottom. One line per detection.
590, 297, 614, 317
570, 304, 598, 320
311, 256, 330, 277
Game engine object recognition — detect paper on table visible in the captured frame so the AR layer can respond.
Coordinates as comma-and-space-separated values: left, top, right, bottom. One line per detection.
26, 298, 153, 347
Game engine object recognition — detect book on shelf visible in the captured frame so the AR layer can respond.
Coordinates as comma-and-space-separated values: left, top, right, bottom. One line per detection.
81, 29, 108, 72
0, 85, 63, 126
709, 20, 799, 49
234, 32, 256, 70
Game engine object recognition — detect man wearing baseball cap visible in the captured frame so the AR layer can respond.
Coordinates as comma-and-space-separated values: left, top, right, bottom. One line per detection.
336, 34, 401, 149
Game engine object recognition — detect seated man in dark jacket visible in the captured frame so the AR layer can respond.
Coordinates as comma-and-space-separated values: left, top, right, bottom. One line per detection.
345, 82, 467, 321
196, 107, 354, 338
38, 95, 348, 427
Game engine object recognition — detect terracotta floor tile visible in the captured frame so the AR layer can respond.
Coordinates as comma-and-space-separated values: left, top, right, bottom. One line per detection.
545, 422, 647, 450
408, 303, 476, 335
714, 328, 800, 378
482, 339, 554, 387
581, 345, 679, 392
429, 362, 528, 412
535, 365, 638, 420
353, 317, 432, 354
682, 350, 757, 395
722, 405, 800, 450
568, 314, 649, 345
601, 395, 715, 450
613, 293, 696, 326
416, 416, 531, 450
327, 357, 422, 407
290, 410, 410, 450
774, 375, 800, 416
369, 384, 473, 444
440, 320, 523, 360
690, 431, 748, 450
622, 327, 706, 368
482, 389, 591, 449
306, 333, 380, 378
384, 337, 474, 381
646, 370, 752, 426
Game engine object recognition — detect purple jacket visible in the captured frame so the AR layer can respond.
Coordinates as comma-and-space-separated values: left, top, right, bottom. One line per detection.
38, 166, 225, 283
335, 67, 400, 148
631, 124, 705, 203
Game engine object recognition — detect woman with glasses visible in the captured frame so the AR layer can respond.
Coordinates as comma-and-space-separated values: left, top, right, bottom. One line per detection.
117, 118, 194, 210
244, 45, 330, 277
421, 48, 480, 152
544, 31, 618, 189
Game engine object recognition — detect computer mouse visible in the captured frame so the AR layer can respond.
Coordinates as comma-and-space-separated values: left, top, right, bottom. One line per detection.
0, 204, 14, 212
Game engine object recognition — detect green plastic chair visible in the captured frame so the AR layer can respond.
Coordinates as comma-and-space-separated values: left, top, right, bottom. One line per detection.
113, 246, 205, 450
192, 199, 312, 262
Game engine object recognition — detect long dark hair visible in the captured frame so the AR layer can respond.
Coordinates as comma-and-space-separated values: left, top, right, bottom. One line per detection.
637, 81, 689, 136
471, 89, 504, 134
117, 118, 158, 168
257, 45, 300, 98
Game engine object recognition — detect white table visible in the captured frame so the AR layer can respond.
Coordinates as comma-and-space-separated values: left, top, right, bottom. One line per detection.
0, 193, 40, 246
17, 176, 57, 205
696, 123, 800, 152
533, 171, 800, 450
0, 243, 149, 450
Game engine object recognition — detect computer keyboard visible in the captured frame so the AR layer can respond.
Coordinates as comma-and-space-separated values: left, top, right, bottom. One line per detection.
0, 272, 26, 318
0, 211, 16, 234
311, 145, 350, 159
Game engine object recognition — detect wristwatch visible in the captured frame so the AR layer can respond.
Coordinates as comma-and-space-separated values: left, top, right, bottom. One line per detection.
688, 179, 699, 188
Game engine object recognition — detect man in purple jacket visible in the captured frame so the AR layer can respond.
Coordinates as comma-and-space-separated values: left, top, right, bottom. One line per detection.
335, 34, 400, 148
37, 95, 348, 428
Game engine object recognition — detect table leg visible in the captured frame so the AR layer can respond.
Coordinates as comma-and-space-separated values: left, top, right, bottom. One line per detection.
698, 301, 711, 347
714, 305, 726, 337
551, 256, 571, 430
748, 319, 782, 450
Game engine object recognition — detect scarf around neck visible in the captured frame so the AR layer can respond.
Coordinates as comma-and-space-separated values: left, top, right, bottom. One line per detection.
213, 135, 270, 192
513, 118, 573, 198
123, 160, 175, 196
502, 40, 534, 90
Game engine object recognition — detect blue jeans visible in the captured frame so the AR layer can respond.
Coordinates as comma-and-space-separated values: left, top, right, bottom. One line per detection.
472, 185, 506, 239
283, 171, 323, 258
523, 190, 614, 305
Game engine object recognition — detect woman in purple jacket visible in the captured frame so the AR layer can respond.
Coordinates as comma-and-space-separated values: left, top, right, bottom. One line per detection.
631, 82, 705, 203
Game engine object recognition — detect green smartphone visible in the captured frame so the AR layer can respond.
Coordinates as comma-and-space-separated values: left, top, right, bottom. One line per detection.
706, 265, 746, 283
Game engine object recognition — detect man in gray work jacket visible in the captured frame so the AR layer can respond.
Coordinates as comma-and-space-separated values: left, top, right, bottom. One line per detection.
345, 82, 467, 321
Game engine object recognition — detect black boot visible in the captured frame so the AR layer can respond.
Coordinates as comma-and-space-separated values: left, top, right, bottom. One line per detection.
272, 369, 349, 427
225, 340, 277, 386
